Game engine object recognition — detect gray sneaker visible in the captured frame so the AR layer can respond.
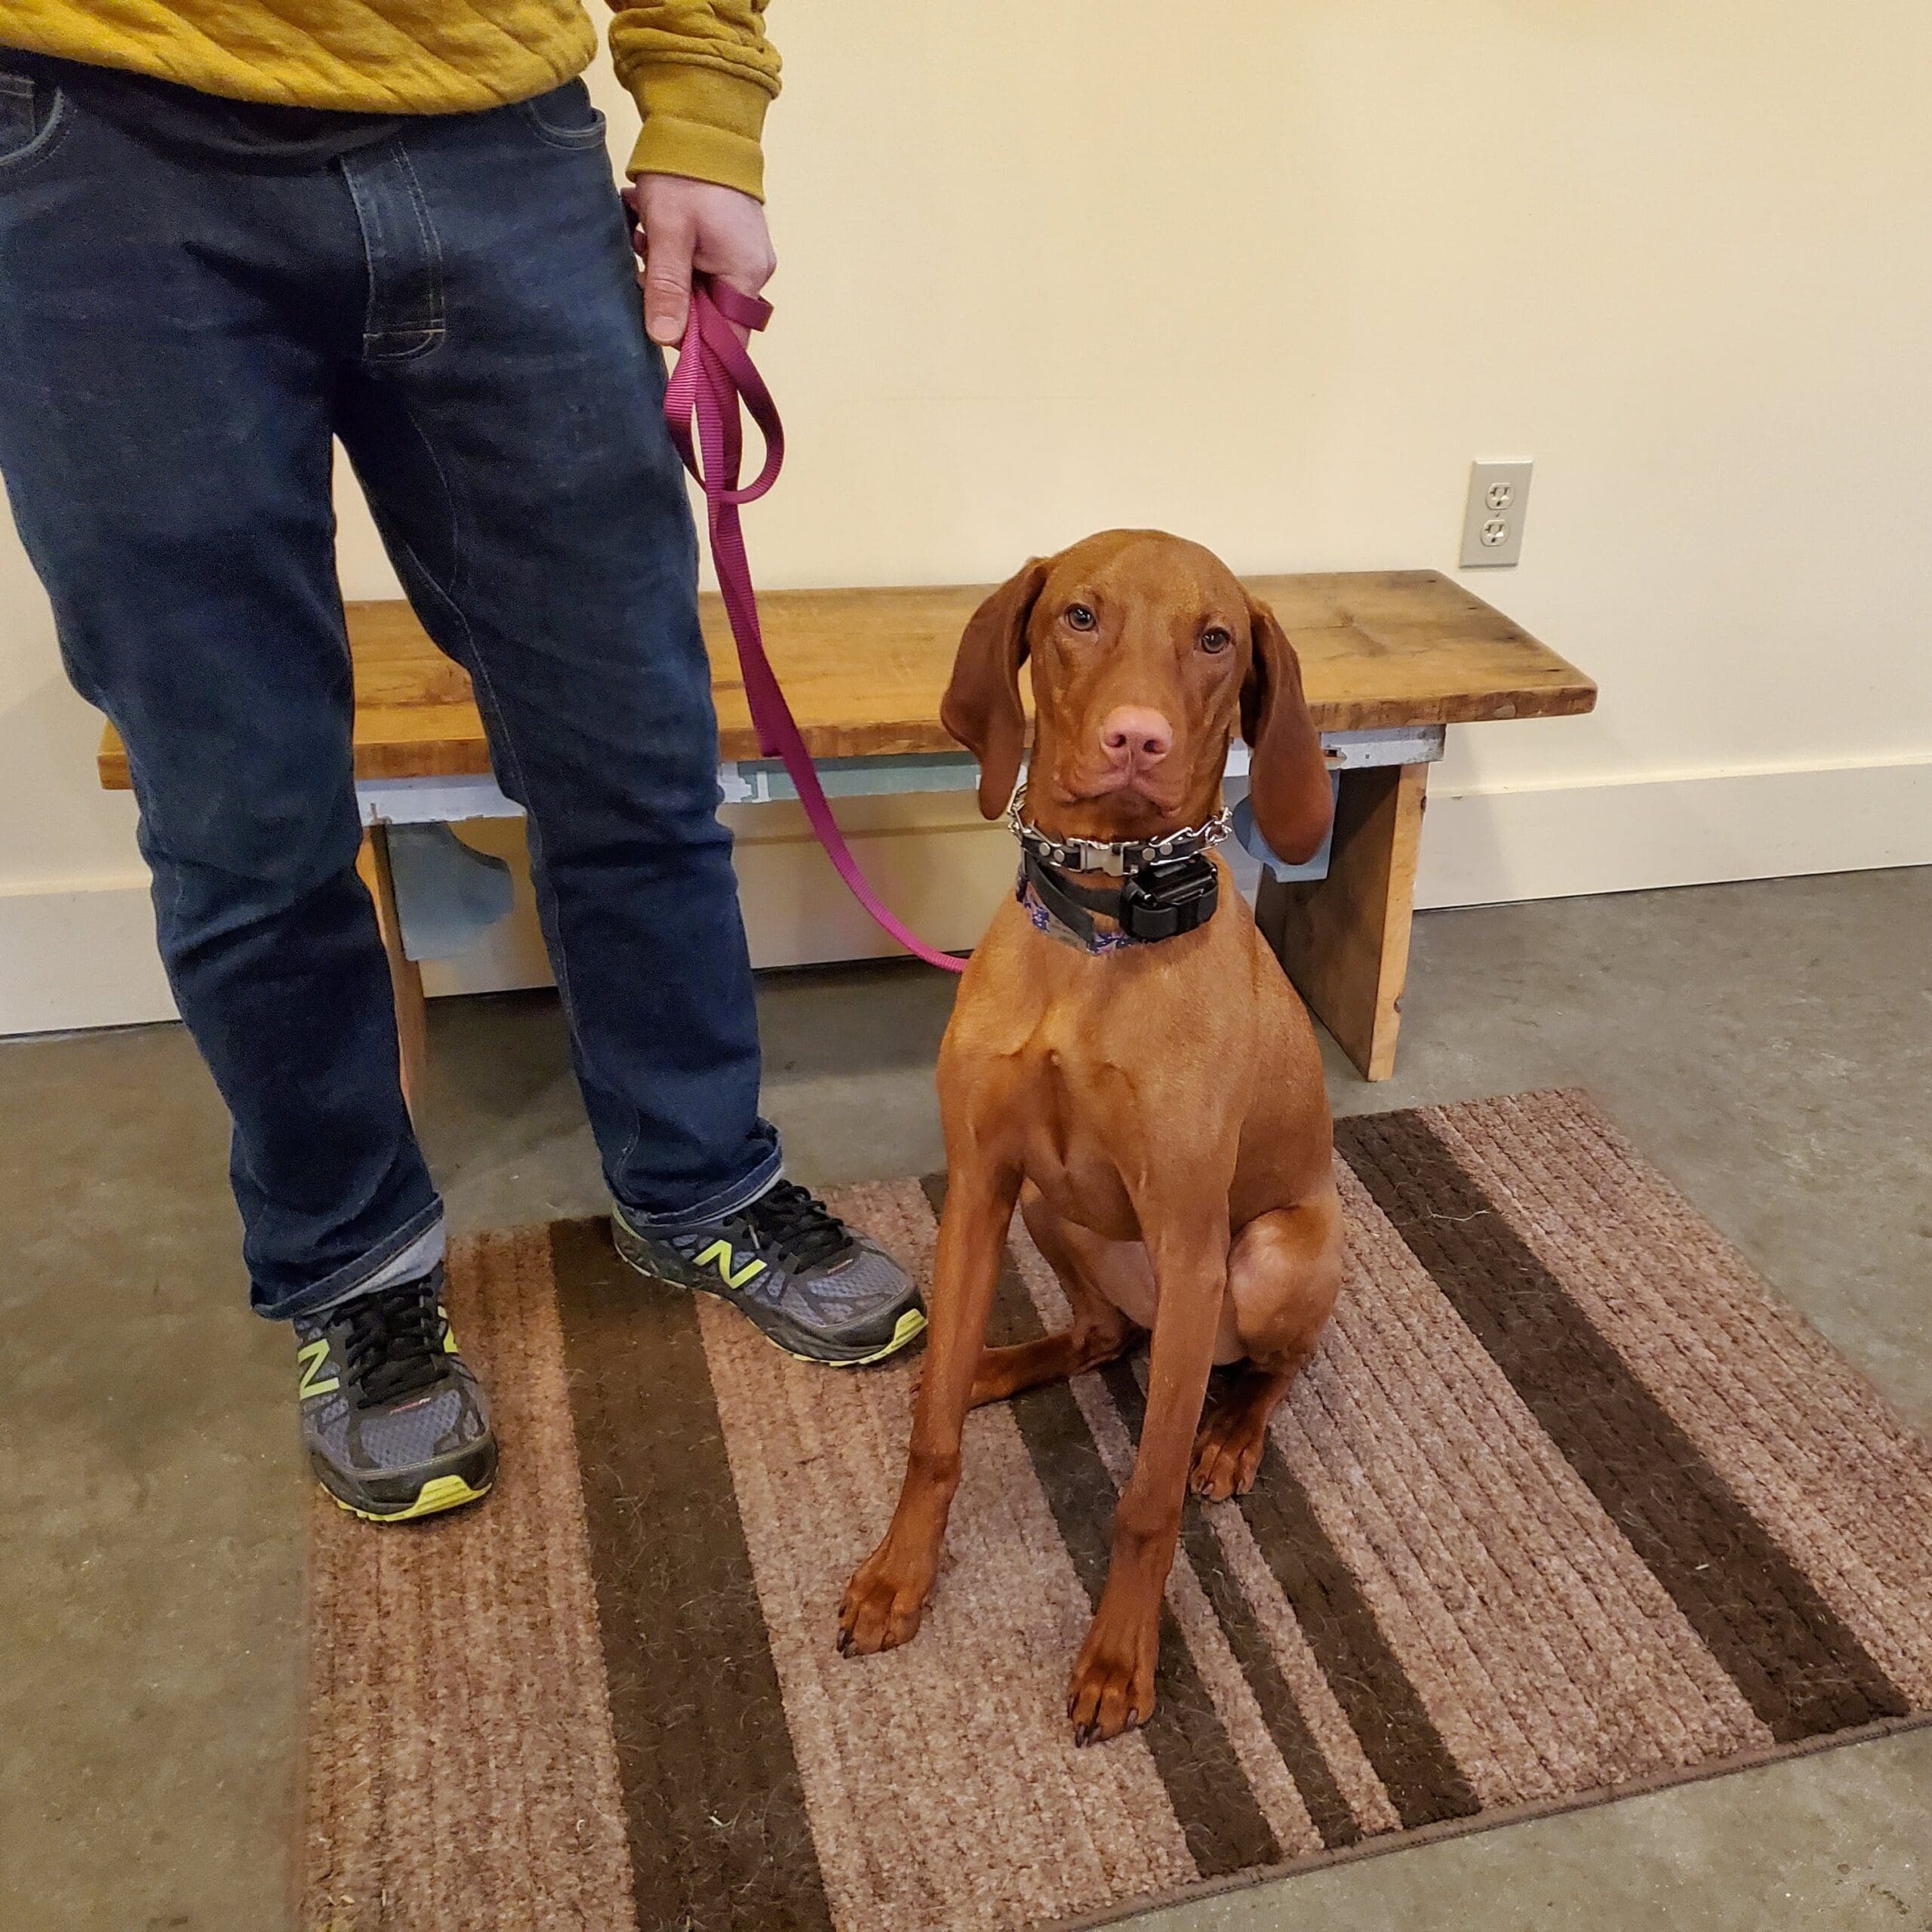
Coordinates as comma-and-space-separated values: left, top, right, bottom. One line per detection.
294, 1267, 497, 1523
612, 1180, 925, 1367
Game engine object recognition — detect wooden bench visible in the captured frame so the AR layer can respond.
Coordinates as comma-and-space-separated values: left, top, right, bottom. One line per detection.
98, 571, 1593, 1094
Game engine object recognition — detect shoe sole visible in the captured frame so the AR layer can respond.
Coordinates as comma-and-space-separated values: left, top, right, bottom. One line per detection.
615, 1237, 927, 1367
325, 1471, 494, 1524
781, 1304, 927, 1367
313, 1438, 499, 1524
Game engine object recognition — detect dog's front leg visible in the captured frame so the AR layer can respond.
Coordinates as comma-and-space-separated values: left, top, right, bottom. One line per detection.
1067, 1213, 1227, 1744
838, 1155, 1020, 1657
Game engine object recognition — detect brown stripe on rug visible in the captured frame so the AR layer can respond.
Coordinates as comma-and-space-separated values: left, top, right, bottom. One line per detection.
1309, 1162, 1765, 1782
303, 1094, 1932, 1931
1004, 1212, 1527, 1832
1193, 1371, 1484, 1830
698, 1179, 1201, 1930
1337, 1108, 1911, 1742
1432, 1091, 1932, 1710
1102, 1358, 1376, 1848
548, 1217, 834, 1932
1026, 1222, 1415, 1846
920, 1175, 1287, 1878
999, 1217, 1382, 1851
1012, 1289, 1325, 1860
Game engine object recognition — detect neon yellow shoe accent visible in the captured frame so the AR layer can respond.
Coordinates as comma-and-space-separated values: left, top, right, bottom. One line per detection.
297, 1338, 340, 1401
328, 1472, 492, 1524
774, 1304, 928, 1368
693, 1238, 768, 1291
857, 1306, 928, 1364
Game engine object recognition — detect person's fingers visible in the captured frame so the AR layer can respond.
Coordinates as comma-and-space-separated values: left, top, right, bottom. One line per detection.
698, 248, 776, 346
706, 245, 777, 299
641, 208, 696, 346
621, 182, 649, 276
634, 177, 775, 348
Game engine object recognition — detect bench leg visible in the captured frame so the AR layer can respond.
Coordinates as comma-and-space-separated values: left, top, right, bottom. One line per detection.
355, 823, 429, 1118
1255, 760, 1427, 1083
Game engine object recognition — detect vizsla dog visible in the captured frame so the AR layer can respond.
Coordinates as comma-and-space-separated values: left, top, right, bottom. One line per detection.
838, 529, 1345, 1745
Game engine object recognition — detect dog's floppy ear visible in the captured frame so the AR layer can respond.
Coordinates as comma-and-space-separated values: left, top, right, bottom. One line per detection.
1241, 595, 1333, 864
942, 558, 1048, 819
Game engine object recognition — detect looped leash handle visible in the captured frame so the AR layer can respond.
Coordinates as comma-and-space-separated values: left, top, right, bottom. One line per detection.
663, 276, 966, 974
662, 279, 783, 506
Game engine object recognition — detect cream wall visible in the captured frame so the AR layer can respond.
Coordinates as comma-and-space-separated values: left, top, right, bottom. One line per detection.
4, 1, 1930, 1031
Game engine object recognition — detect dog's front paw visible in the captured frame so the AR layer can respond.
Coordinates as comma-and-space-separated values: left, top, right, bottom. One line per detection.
1066, 1607, 1158, 1746
837, 1547, 931, 1657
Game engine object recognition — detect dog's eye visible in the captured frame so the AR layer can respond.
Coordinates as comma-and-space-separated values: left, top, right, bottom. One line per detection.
1201, 626, 1232, 654
1064, 603, 1097, 632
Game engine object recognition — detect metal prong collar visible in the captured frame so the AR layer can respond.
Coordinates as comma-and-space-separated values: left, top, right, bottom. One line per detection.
1004, 783, 1232, 878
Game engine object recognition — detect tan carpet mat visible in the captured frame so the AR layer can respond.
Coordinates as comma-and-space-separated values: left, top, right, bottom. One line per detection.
302, 1091, 1932, 1930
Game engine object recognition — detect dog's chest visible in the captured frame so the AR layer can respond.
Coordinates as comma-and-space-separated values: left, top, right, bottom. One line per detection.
993, 1032, 1144, 1237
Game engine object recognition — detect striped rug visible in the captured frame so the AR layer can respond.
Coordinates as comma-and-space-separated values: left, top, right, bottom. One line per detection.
302, 1091, 1932, 1931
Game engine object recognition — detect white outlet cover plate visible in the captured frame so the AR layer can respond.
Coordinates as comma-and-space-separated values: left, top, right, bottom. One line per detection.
1461, 460, 1534, 568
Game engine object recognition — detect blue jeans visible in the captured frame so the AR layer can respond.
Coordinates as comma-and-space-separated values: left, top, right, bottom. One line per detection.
0, 72, 782, 1318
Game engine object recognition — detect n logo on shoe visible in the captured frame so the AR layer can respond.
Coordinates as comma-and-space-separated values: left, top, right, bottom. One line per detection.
297, 1338, 340, 1401
694, 1239, 767, 1291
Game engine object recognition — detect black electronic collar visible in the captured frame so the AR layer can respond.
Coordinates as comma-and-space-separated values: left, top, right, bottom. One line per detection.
1008, 784, 1230, 952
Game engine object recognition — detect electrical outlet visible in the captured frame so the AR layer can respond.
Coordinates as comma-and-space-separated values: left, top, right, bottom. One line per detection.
1460, 460, 1534, 568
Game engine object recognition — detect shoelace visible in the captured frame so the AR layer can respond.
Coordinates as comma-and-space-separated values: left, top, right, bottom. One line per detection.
342, 1282, 446, 1410
737, 1181, 857, 1272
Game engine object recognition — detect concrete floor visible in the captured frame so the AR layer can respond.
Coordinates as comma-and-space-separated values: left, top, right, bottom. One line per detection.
2, 866, 1927, 1931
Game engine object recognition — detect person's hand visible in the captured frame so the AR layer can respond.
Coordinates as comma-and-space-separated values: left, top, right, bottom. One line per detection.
624, 174, 777, 347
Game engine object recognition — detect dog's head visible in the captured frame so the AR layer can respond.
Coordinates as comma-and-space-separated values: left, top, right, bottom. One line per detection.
940, 529, 1332, 862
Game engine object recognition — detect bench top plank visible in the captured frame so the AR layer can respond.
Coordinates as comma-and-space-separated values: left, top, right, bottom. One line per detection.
97, 568, 1593, 788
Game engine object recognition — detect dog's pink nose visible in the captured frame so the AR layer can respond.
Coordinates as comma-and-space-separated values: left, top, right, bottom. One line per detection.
1099, 707, 1173, 768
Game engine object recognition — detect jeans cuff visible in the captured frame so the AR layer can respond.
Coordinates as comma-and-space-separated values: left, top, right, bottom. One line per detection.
258, 1201, 446, 1323
612, 1144, 784, 1238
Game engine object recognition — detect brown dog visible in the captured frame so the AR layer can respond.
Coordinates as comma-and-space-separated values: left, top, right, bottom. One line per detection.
838, 529, 1346, 1745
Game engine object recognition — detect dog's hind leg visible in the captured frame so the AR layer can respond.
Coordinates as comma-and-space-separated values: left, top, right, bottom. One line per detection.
1189, 1186, 1343, 1502
959, 1183, 1144, 1407
1188, 1361, 1306, 1503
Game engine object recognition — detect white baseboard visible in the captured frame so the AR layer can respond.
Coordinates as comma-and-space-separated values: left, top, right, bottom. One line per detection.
1416, 753, 1932, 909
0, 875, 177, 1036
4, 756, 1926, 1035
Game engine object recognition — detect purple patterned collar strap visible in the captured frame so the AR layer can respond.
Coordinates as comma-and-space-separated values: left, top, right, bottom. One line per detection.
1017, 868, 1143, 955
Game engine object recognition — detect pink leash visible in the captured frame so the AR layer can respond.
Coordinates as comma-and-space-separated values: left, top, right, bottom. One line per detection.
661, 276, 966, 974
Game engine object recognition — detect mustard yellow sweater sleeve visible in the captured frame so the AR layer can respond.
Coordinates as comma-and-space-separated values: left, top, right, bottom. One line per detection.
608, 0, 778, 198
